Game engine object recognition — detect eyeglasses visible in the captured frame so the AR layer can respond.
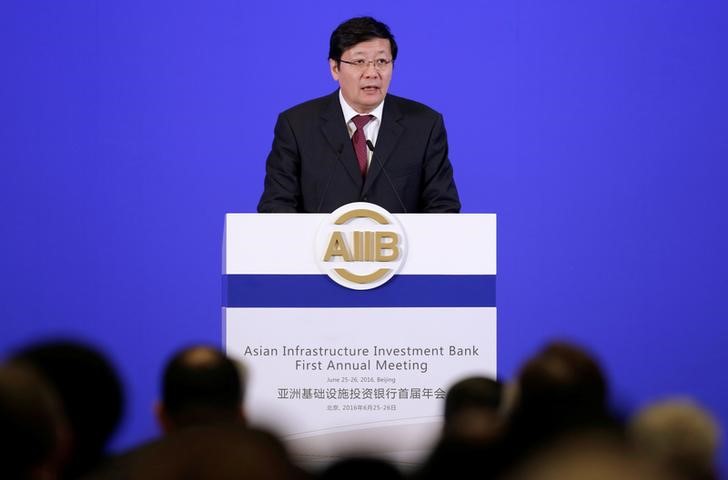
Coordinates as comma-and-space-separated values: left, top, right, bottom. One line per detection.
339, 58, 393, 71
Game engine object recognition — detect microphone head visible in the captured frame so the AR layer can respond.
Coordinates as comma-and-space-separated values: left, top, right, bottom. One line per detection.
366, 140, 375, 152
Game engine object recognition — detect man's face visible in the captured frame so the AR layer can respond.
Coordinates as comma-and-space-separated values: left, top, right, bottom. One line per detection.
329, 38, 393, 114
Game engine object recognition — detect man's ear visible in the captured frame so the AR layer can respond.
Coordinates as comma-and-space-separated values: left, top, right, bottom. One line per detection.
329, 59, 340, 81
154, 401, 174, 434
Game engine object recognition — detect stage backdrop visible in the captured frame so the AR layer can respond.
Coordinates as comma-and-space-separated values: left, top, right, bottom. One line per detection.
2, 0, 727, 471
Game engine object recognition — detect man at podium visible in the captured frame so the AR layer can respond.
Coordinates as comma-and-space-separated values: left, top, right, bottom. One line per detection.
258, 16, 461, 214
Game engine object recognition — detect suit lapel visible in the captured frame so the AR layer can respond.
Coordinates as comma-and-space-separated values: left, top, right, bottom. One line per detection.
320, 91, 363, 188
362, 96, 404, 196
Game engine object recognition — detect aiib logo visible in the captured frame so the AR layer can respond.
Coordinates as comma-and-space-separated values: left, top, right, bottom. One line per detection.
316, 203, 407, 290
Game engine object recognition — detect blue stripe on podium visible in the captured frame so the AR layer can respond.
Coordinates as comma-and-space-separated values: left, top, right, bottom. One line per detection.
223, 274, 496, 308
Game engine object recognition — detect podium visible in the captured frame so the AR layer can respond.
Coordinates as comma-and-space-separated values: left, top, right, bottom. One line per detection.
223, 204, 496, 467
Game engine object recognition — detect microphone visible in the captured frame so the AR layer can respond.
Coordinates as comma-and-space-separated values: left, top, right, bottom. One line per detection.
316, 144, 344, 213
366, 140, 408, 214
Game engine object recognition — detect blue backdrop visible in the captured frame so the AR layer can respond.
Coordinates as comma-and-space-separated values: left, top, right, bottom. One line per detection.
2, 0, 727, 470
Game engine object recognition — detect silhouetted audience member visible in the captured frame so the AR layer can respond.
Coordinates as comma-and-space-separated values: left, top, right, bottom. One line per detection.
443, 376, 503, 442
415, 377, 503, 480
156, 345, 245, 433
127, 425, 300, 480
504, 432, 674, 480
516, 341, 608, 423
0, 364, 69, 480
11, 341, 124, 479
319, 456, 403, 480
9, 335, 722, 480
86, 346, 249, 479
495, 341, 622, 476
629, 397, 720, 480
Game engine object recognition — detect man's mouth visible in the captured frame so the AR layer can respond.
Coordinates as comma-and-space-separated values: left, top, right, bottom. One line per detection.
362, 86, 380, 92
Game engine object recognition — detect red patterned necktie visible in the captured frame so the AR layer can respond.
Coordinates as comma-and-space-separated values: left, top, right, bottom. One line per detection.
351, 115, 374, 177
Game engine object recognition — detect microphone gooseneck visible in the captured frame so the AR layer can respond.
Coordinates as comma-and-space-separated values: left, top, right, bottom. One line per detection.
366, 140, 408, 213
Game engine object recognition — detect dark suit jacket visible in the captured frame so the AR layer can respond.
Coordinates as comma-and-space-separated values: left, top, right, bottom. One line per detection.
257, 91, 461, 213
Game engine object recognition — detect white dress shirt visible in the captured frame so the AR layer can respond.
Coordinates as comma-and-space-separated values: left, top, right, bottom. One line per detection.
338, 89, 385, 168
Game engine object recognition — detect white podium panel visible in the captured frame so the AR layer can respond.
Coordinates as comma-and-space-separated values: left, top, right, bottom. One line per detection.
223, 211, 496, 467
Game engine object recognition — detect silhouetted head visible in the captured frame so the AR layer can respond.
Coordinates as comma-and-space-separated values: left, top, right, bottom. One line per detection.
0, 364, 69, 479
158, 345, 245, 432
11, 340, 124, 477
630, 397, 720, 480
443, 376, 503, 442
516, 341, 608, 424
496, 340, 619, 475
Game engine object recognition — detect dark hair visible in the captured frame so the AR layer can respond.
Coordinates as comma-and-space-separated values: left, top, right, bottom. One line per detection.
11, 340, 124, 478
444, 376, 502, 422
329, 16, 398, 63
162, 346, 243, 426
0, 365, 65, 478
518, 341, 608, 414
494, 341, 618, 474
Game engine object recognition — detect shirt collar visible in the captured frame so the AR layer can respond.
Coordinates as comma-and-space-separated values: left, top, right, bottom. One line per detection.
338, 89, 385, 124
